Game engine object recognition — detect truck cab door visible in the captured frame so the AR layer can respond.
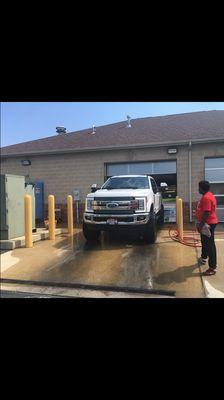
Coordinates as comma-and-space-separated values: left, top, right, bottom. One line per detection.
155, 191, 161, 213
150, 178, 160, 214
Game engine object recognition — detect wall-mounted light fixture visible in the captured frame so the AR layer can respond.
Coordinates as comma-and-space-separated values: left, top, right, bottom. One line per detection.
21, 160, 31, 166
167, 148, 177, 155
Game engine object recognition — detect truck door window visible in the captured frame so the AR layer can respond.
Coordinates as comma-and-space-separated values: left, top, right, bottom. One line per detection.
150, 178, 158, 194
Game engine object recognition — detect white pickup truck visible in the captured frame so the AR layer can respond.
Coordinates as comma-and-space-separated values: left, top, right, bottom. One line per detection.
83, 175, 165, 243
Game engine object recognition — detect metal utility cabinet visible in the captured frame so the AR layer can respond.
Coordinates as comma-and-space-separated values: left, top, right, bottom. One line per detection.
34, 181, 44, 221
0, 174, 25, 240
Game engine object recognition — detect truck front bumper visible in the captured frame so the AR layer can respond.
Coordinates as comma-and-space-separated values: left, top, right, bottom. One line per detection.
83, 212, 150, 226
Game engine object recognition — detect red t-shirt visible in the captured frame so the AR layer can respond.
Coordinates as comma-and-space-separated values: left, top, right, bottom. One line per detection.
196, 191, 218, 224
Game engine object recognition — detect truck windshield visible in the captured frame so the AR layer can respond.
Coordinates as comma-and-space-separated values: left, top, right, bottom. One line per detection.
102, 177, 149, 190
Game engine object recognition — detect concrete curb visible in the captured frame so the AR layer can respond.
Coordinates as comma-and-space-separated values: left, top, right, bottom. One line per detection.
201, 279, 224, 298
192, 230, 208, 298
0, 228, 65, 250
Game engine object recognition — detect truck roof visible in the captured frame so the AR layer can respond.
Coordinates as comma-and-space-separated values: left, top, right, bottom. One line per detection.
110, 175, 151, 178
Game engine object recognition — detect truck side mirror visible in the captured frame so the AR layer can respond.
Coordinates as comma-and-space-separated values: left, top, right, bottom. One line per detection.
91, 184, 98, 193
160, 182, 168, 192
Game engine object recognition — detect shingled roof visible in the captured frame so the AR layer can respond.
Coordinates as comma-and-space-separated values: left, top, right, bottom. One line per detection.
1, 110, 224, 157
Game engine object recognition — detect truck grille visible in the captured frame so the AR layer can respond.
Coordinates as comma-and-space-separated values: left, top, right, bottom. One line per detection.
93, 197, 136, 214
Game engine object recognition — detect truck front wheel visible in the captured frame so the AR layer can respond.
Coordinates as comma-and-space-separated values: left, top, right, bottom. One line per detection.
144, 212, 157, 244
83, 221, 100, 242
157, 204, 164, 225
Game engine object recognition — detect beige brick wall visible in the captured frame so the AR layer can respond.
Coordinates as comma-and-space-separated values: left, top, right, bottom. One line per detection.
1, 143, 223, 210
0, 147, 178, 203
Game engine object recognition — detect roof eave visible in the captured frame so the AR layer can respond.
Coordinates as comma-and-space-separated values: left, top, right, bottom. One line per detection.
1, 137, 224, 158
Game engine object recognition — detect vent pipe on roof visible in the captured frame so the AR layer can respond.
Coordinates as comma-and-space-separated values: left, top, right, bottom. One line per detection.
126, 115, 131, 128
91, 125, 96, 134
56, 126, 66, 135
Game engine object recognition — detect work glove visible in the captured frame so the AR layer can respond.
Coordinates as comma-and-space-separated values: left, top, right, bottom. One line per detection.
196, 221, 204, 233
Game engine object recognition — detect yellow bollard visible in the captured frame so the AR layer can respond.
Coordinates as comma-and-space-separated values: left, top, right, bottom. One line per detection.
177, 198, 184, 241
67, 195, 74, 236
24, 195, 33, 248
48, 195, 55, 240
176, 195, 179, 228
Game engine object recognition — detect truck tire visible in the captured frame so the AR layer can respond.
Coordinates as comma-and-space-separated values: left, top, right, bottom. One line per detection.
144, 211, 157, 244
83, 221, 100, 242
157, 204, 164, 225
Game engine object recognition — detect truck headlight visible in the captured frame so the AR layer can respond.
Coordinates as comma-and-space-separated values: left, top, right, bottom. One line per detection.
86, 198, 94, 212
135, 198, 146, 212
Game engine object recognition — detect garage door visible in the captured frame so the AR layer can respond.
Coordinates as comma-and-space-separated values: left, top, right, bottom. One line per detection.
205, 157, 224, 222
106, 161, 176, 177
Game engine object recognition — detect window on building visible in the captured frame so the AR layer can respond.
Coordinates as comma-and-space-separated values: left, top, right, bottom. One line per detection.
205, 157, 224, 221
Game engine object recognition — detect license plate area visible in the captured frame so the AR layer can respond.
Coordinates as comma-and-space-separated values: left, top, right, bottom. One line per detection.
107, 218, 118, 225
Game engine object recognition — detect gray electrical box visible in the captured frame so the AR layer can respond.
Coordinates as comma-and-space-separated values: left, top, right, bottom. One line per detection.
0, 174, 25, 240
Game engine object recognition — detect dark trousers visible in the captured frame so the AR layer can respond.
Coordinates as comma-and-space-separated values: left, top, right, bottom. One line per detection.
200, 224, 217, 269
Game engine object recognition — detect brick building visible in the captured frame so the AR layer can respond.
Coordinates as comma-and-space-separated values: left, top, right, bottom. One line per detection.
1, 111, 224, 223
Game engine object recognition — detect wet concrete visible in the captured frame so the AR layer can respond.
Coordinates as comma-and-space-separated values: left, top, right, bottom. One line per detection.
0, 226, 205, 297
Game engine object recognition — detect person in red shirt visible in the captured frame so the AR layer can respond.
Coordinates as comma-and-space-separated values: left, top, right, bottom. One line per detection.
196, 180, 218, 275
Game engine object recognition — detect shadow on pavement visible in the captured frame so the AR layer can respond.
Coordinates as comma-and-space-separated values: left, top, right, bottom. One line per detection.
53, 229, 152, 252
155, 263, 200, 285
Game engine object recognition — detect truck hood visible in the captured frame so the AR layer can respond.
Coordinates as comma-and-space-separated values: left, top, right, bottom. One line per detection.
87, 189, 149, 198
